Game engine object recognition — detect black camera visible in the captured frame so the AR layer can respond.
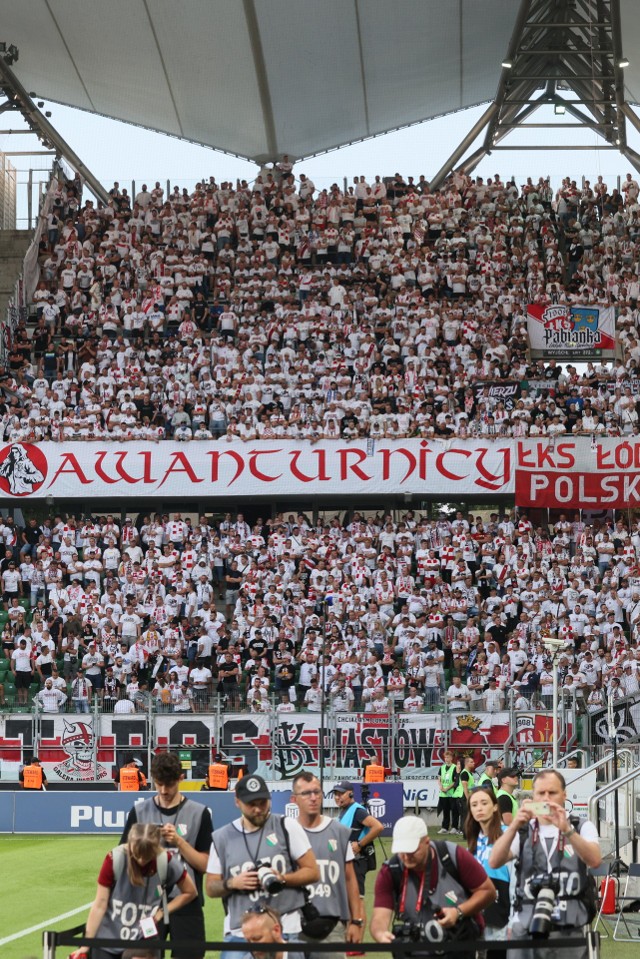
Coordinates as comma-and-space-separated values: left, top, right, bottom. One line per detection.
255, 858, 286, 895
392, 919, 445, 945
392, 922, 423, 943
528, 872, 560, 938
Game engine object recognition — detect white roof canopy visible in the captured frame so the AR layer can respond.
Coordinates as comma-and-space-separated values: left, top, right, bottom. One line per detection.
0, 0, 522, 162
2, 0, 640, 170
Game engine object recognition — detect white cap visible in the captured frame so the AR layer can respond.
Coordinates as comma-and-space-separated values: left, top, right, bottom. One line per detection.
391, 816, 428, 853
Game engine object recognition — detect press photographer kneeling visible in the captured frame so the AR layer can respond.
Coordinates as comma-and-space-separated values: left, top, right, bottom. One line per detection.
489, 770, 602, 959
371, 815, 496, 959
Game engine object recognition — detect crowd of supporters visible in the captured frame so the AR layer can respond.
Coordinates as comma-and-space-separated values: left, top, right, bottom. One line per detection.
2, 506, 640, 716
3, 167, 640, 441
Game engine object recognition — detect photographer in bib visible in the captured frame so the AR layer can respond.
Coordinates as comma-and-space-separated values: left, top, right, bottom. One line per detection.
371, 815, 495, 959
206, 774, 319, 959
489, 770, 602, 959
291, 772, 364, 959
120, 752, 212, 959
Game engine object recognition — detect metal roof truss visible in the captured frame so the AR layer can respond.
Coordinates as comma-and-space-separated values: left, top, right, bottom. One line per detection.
430, 0, 640, 190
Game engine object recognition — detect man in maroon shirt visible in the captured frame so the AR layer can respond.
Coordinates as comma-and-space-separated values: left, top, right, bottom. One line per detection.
371, 816, 494, 951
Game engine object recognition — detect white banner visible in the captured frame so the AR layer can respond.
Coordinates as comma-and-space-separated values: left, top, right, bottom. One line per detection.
0, 438, 513, 499
5, 435, 640, 504
527, 303, 616, 360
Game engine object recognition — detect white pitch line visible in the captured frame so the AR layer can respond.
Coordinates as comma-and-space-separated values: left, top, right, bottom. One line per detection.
0, 902, 92, 946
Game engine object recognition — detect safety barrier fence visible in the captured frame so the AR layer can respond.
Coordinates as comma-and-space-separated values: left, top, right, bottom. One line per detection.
43, 928, 602, 959
0, 705, 575, 785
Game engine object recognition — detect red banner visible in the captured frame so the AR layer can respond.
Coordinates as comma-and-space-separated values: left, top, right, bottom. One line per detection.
515, 470, 640, 509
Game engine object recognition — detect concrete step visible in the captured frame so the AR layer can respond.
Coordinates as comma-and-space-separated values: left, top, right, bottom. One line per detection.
0, 231, 31, 253
0, 229, 35, 322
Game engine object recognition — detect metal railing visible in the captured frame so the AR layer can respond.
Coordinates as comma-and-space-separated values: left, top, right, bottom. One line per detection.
0, 695, 578, 787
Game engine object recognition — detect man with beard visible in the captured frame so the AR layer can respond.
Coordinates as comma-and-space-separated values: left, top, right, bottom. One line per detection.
206, 774, 319, 959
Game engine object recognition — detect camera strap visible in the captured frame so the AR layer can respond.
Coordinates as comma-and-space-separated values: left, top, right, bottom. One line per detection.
390, 841, 462, 910
241, 821, 266, 867
399, 866, 428, 914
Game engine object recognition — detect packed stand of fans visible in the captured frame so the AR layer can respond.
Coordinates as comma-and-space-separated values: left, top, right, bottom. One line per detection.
1, 507, 639, 716
4, 167, 640, 441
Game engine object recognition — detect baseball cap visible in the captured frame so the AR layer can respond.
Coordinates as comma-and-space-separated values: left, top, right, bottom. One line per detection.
331, 780, 353, 794
392, 816, 428, 853
235, 774, 271, 802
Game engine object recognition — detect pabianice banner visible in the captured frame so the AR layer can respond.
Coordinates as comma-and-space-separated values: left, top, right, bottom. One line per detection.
527, 303, 616, 360
5, 436, 640, 506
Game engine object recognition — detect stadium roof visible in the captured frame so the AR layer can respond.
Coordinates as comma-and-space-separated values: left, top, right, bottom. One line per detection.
2, 0, 640, 168
0, 0, 544, 163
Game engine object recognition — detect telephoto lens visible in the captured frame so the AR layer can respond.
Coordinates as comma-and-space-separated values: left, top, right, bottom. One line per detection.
256, 858, 286, 895
529, 888, 556, 938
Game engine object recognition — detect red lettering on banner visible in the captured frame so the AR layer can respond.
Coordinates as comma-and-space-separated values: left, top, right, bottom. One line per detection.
95, 452, 144, 484
289, 450, 329, 483
475, 447, 510, 491
339, 449, 371, 482
140, 451, 156, 484
595, 443, 640, 470
517, 442, 536, 467
556, 443, 575, 468
247, 449, 283, 482
95, 452, 118, 484
537, 444, 557, 468
46, 453, 91, 487
435, 449, 471, 482
208, 449, 244, 485
381, 448, 416, 483
517, 441, 575, 470
419, 441, 430, 480
596, 446, 612, 469
157, 453, 203, 488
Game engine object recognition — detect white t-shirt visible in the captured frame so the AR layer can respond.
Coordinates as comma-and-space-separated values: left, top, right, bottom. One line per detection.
207, 816, 311, 934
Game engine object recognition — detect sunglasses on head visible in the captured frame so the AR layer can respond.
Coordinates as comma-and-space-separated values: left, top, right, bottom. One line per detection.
249, 906, 281, 924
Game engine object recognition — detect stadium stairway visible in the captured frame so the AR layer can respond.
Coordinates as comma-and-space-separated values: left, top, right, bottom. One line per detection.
0, 229, 32, 325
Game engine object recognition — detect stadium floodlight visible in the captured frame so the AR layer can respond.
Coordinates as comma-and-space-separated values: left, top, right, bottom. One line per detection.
619, 57, 630, 68
554, 103, 566, 115
501, 59, 513, 69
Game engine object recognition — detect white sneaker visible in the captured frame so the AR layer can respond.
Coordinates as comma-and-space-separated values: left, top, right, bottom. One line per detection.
437, 828, 447, 834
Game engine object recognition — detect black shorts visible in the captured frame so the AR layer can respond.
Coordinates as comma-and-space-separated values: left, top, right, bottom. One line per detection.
15, 671, 33, 689
169, 903, 206, 958
353, 855, 369, 896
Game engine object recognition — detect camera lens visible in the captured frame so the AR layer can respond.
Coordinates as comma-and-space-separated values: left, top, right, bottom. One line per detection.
529, 888, 556, 938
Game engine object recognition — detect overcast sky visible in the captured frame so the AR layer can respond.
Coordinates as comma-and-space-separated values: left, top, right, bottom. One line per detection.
4, 97, 640, 224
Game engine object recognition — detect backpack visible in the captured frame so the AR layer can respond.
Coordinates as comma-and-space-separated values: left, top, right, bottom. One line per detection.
387, 840, 484, 935
515, 817, 598, 922
112, 844, 170, 925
